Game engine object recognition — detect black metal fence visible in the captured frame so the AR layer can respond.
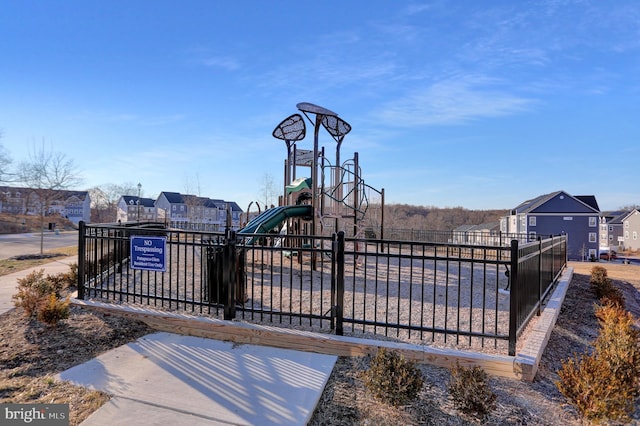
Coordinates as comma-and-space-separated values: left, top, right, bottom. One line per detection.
77, 221, 567, 356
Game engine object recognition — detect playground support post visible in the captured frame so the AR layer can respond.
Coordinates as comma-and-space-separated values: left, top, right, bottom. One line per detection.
311, 113, 321, 269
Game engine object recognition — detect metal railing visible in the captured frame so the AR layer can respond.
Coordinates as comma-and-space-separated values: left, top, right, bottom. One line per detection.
78, 221, 566, 355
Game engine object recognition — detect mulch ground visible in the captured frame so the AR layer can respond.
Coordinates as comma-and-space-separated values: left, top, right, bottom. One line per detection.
1, 263, 639, 425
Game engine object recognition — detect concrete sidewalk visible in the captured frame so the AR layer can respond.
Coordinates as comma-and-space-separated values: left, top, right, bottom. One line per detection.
1, 257, 336, 425
0, 256, 77, 315
58, 332, 336, 425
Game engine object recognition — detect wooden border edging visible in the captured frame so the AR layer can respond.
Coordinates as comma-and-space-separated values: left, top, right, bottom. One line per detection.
71, 267, 574, 381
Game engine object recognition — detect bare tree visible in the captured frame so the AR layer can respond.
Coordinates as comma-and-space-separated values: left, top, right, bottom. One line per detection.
259, 173, 277, 208
0, 135, 13, 183
18, 144, 82, 253
181, 174, 205, 228
89, 182, 138, 223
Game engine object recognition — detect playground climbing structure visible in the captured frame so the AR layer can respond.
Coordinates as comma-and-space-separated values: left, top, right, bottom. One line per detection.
263, 102, 384, 240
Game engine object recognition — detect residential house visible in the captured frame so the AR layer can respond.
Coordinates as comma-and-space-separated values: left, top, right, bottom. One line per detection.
598, 210, 627, 252
452, 222, 502, 245
155, 191, 243, 231
620, 209, 640, 252
155, 192, 187, 225
0, 186, 90, 225
501, 190, 600, 261
116, 196, 159, 222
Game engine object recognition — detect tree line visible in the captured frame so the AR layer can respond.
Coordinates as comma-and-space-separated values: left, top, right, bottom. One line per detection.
383, 204, 508, 231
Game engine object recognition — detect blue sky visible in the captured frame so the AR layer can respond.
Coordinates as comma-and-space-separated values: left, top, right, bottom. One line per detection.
1, 1, 639, 212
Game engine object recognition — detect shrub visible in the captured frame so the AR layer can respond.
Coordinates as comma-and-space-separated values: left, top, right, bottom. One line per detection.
46, 264, 78, 291
448, 362, 496, 418
67, 263, 78, 286
557, 303, 640, 422
12, 270, 61, 317
589, 266, 625, 308
362, 348, 424, 407
593, 304, 640, 393
590, 265, 608, 285
37, 293, 70, 326
45, 273, 70, 293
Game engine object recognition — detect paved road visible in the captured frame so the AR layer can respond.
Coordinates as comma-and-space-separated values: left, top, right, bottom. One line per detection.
0, 231, 78, 260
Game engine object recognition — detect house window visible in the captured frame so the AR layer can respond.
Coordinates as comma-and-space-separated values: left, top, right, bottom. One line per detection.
625, 231, 629, 239
529, 216, 536, 226
589, 232, 597, 243
589, 217, 597, 227
528, 231, 537, 240
625, 221, 629, 228
609, 235, 613, 241
601, 233, 607, 241
634, 232, 638, 241
172, 205, 176, 211
609, 226, 613, 232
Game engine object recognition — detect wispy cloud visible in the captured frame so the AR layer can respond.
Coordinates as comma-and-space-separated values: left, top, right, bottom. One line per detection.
201, 56, 241, 71
401, 3, 432, 17
374, 75, 534, 127
186, 47, 241, 71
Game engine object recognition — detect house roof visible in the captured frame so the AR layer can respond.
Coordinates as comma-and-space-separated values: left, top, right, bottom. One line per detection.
157, 191, 243, 212
619, 208, 640, 223
575, 195, 600, 212
160, 192, 184, 204
0, 186, 89, 201
602, 210, 629, 224
122, 196, 155, 208
513, 191, 561, 213
454, 222, 500, 232
513, 190, 600, 214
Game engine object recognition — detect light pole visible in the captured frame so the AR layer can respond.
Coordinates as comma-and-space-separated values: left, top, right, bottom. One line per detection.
137, 182, 142, 222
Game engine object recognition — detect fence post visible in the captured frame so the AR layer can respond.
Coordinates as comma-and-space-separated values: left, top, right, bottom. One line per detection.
330, 233, 337, 330
223, 230, 237, 321
335, 231, 345, 335
78, 221, 86, 300
508, 239, 519, 356
537, 237, 543, 316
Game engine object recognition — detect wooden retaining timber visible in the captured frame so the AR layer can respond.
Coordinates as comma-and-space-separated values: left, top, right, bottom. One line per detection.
71, 267, 573, 382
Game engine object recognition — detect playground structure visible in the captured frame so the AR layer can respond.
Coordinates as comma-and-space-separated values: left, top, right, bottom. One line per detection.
240, 102, 384, 241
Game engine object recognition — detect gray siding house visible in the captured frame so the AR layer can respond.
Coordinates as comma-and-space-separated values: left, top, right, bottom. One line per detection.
0, 186, 91, 225
598, 210, 627, 252
155, 192, 243, 231
503, 190, 600, 261
116, 196, 159, 222
620, 209, 640, 251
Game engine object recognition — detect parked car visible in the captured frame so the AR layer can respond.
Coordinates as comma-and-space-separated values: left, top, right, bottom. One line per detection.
599, 251, 617, 261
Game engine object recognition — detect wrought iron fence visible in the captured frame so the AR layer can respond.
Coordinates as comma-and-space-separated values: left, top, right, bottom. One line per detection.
78, 222, 567, 355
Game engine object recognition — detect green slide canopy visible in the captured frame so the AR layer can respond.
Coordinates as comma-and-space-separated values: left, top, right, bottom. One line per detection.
285, 177, 312, 194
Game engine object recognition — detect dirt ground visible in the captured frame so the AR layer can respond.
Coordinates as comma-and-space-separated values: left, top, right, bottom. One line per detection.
1, 261, 639, 425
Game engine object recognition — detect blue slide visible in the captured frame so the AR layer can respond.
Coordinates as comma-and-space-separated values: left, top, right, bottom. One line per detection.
238, 205, 313, 236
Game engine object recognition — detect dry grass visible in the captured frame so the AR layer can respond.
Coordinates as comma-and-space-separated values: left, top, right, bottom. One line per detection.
0, 245, 77, 276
